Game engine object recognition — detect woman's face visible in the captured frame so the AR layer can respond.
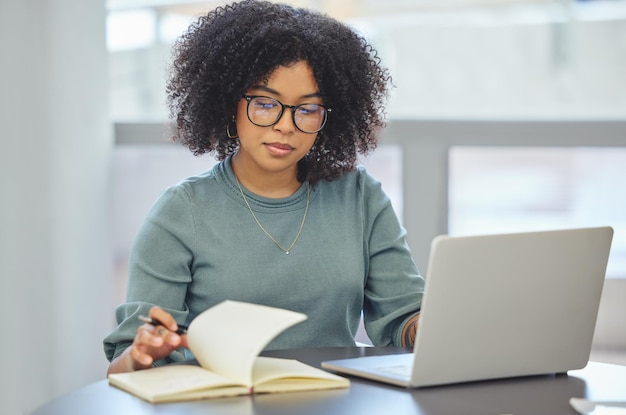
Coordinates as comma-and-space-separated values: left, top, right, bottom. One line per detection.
233, 60, 322, 180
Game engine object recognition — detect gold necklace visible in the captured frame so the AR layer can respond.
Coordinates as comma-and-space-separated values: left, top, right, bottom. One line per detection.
235, 178, 310, 255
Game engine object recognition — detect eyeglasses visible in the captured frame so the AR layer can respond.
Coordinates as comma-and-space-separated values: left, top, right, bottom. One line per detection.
243, 95, 331, 134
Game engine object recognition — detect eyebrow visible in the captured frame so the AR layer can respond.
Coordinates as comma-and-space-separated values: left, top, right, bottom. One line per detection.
248, 85, 322, 99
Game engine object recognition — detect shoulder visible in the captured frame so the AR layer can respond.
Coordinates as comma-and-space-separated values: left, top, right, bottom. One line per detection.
163, 162, 222, 198
317, 165, 383, 194
148, 162, 226, 214
313, 166, 388, 209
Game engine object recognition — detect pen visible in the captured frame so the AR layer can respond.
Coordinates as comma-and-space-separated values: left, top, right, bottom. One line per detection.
138, 315, 188, 335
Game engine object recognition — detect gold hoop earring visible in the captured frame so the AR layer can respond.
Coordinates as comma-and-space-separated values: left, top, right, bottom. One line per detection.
226, 117, 238, 139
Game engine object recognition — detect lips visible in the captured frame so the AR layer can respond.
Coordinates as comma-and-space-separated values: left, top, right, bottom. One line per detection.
265, 142, 294, 156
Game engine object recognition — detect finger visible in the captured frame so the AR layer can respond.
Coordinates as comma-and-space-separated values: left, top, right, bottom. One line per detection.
129, 344, 153, 367
162, 330, 182, 348
137, 325, 164, 348
179, 334, 189, 349
142, 324, 181, 349
131, 331, 172, 368
149, 306, 179, 332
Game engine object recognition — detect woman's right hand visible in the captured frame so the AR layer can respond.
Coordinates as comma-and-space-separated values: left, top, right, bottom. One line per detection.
107, 306, 188, 375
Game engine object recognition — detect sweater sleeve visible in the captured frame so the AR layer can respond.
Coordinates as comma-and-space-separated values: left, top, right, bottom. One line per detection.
359, 169, 424, 346
103, 185, 195, 363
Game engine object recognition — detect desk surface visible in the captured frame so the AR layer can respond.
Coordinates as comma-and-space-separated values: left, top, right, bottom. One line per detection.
32, 347, 626, 415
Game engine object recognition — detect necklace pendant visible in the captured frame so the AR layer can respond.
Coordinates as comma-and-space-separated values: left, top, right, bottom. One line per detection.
285, 251, 290, 255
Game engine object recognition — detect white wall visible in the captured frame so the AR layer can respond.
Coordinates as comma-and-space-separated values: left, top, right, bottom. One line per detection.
0, 1, 112, 413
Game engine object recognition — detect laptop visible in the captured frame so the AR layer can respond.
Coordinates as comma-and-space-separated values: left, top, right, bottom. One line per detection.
322, 226, 614, 388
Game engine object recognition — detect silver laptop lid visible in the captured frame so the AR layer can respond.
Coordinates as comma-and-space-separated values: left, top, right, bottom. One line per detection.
410, 226, 613, 387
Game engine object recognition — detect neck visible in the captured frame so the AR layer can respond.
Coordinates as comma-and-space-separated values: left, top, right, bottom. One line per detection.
231, 154, 301, 198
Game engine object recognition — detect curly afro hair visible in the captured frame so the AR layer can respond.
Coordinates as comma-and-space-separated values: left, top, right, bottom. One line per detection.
167, 0, 391, 184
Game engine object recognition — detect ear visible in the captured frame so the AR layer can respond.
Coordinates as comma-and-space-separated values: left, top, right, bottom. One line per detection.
226, 116, 238, 139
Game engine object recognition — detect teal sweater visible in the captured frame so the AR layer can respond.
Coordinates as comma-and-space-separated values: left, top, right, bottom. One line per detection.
104, 157, 424, 363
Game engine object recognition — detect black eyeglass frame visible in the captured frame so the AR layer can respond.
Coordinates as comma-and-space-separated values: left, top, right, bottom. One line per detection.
243, 95, 331, 134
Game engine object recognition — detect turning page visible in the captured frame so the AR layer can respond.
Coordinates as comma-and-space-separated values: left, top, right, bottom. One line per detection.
186, 300, 307, 386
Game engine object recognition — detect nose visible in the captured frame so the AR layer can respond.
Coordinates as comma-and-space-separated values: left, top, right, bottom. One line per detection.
272, 106, 297, 133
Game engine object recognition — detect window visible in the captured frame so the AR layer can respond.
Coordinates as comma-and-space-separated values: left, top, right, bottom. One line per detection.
449, 146, 626, 278
107, 0, 626, 122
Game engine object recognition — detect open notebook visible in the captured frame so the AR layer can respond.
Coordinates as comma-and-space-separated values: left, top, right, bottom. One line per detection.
323, 227, 613, 388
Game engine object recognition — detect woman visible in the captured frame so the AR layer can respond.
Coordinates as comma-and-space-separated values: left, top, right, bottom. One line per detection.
104, 0, 424, 375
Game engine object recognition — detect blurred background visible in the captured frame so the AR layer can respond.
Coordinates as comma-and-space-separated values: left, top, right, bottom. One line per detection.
2, 0, 625, 413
